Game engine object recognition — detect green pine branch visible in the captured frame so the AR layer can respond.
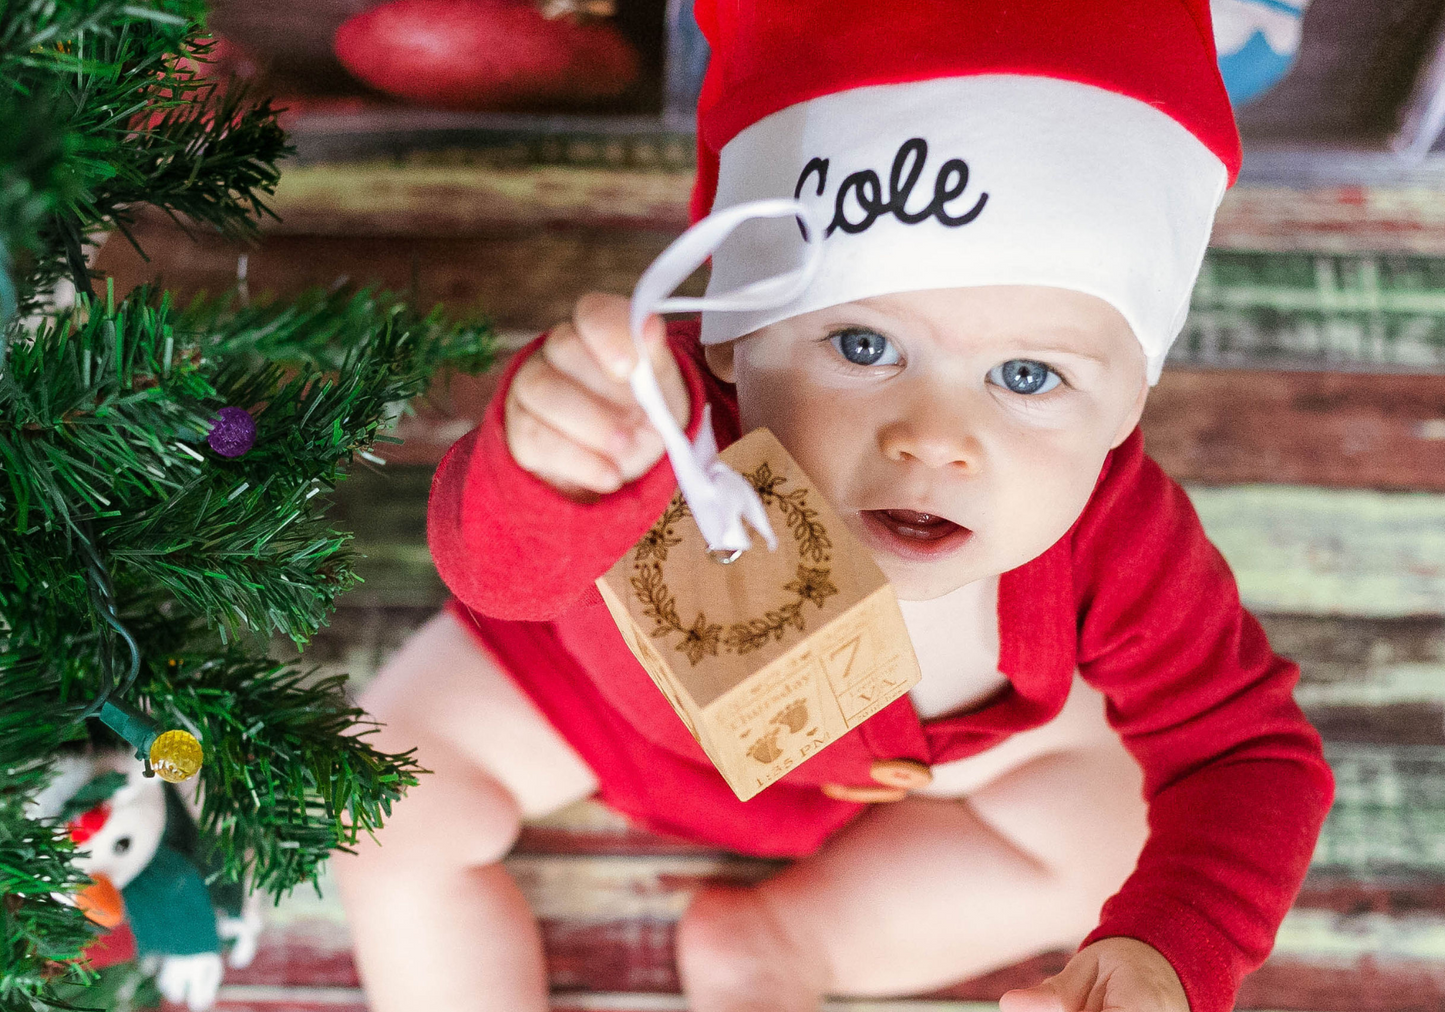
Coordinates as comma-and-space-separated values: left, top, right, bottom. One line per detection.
1, 636, 108, 1012
0, 1, 196, 63
0, 281, 489, 980
1, 612, 425, 904
0, 92, 78, 323
2, 0, 286, 309
0, 799, 99, 1012
143, 650, 425, 895
0, 1, 500, 1004
0, 286, 493, 648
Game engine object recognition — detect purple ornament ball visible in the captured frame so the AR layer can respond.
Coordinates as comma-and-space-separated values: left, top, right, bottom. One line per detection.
207, 406, 257, 458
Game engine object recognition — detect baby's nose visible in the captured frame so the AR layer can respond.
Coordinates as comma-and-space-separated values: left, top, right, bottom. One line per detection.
878, 417, 978, 471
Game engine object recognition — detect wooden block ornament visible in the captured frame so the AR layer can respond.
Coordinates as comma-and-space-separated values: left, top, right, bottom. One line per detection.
598, 429, 922, 801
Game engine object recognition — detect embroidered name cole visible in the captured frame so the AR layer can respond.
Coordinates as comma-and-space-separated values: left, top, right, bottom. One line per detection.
794, 137, 989, 238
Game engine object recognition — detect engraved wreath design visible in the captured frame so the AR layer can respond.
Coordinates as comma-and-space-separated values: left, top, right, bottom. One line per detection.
631, 463, 837, 666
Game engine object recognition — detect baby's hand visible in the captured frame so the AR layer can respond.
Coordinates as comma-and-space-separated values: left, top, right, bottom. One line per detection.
505, 292, 690, 499
998, 937, 1187, 1012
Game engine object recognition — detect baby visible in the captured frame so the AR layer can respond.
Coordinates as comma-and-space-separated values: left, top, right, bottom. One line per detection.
334, 4, 1334, 1012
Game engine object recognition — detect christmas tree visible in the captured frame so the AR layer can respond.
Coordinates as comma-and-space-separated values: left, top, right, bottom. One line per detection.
0, 2, 494, 1007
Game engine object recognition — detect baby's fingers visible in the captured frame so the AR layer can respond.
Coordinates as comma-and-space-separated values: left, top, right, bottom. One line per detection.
504, 291, 684, 499
572, 292, 666, 380
511, 354, 642, 459
573, 293, 688, 427
1000, 950, 1096, 1012
505, 395, 625, 496
543, 320, 635, 406
1000, 939, 1185, 1012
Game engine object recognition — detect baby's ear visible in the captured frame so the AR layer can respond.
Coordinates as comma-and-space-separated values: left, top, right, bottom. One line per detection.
703, 341, 737, 383
1110, 377, 1149, 449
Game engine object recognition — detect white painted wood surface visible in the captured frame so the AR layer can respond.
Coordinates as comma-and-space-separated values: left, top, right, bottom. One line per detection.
1188, 485, 1445, 617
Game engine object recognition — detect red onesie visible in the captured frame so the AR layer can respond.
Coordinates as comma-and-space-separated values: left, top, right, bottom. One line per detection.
428, 321, 1333, 1012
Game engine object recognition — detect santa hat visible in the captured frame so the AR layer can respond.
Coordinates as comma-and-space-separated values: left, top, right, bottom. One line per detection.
691, 0, 1241, 383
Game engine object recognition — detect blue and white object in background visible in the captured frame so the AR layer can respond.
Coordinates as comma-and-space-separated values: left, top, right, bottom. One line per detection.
1212, 0, 1310, 106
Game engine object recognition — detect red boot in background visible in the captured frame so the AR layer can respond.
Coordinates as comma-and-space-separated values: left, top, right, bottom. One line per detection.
333, 0, 639, 110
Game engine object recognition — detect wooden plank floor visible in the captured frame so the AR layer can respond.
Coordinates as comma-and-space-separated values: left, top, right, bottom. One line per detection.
218, 763, 1445, 1008
100, 167, 1445, 1011
228, 469, 1445, 1012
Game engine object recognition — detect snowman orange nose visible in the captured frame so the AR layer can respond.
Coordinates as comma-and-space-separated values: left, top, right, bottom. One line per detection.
76, 874, 126, 929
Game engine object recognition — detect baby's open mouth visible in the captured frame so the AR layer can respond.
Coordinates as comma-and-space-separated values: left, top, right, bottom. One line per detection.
870, 509, 961, 541
861, 509, 973, 559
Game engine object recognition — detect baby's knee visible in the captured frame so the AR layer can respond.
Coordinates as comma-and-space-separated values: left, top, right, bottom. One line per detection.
346, 708, 524, 870
357, 610, 599, 820
1043, 793, 1149, 936
676, 885, 827, 1012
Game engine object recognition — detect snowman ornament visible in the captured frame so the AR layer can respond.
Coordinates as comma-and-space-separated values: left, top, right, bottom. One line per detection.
29, 752, 263, 1011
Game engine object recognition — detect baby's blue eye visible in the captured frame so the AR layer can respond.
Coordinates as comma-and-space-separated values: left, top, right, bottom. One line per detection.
830, 328, 900, 366
988, 359, 1061, 395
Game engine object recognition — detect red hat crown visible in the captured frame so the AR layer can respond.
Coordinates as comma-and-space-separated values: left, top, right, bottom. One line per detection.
690, 0, 1241, 223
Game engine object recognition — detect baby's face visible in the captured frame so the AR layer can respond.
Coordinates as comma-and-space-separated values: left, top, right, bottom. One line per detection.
706, 286, 1149, 600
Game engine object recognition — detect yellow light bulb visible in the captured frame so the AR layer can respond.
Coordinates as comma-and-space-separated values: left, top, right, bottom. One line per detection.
149, 729, 203, 783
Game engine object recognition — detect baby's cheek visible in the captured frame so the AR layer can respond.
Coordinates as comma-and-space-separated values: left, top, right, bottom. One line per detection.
997, 441, 1101, 544
733, 362, 790, 435
738, 368, 845, 454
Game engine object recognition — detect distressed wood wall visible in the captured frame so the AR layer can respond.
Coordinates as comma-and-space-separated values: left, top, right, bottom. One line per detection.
94, 168, 1445, 1011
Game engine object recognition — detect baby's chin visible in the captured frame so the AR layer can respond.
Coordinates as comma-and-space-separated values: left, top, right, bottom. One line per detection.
871, 552, 993, 601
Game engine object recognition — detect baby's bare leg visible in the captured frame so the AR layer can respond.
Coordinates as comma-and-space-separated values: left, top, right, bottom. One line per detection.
676, 685, 1147, 1011
332, 610, 599, 1012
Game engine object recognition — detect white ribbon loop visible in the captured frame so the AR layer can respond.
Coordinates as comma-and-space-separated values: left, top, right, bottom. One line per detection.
627, 198, 825, 556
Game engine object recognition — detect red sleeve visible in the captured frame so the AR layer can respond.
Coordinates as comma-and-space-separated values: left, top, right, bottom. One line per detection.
1074, 431, 1334, 1012
426, 322, 724, 621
